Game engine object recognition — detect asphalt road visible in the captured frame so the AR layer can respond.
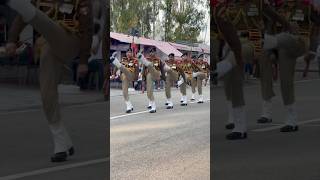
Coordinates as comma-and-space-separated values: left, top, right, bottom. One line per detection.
213, 78, 320, 180
110, 86, 210, 180
0, 101, 108, 180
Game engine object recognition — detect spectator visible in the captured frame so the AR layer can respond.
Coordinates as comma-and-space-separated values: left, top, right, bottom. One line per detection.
87, 23, 104, 90
240, 32, 255, 80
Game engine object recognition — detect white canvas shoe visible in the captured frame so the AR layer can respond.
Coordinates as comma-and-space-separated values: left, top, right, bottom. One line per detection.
166, 99, 173, 109
197, 95, 204, 103
149, 101, 156, 113
125, 101, 133, 113
181, 96, 188, 106
191, 93, 196, 101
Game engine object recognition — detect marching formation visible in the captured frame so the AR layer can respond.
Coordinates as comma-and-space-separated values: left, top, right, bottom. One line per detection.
212, 0, 320, 140
110, 47, 210, 114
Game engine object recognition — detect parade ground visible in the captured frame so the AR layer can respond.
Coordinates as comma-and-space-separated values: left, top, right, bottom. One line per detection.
110, 86, 210, 179
0, 85, 107, 180
213, 69, 320, 180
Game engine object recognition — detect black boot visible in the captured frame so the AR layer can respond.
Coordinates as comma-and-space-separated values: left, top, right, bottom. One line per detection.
126, 108, 133, 113
51, 152, 67, 162
257, 117, 272, 124
226, 132, 247, 140
180, 103, 187, 106
51, 147, 75, 162
280, 125, 298, 132
68, 147, 75, 156
166, 105, 173, 109
225, 123, 235, 130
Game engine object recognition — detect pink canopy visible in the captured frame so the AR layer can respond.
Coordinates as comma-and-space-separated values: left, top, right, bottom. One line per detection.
110, 32, 182, 57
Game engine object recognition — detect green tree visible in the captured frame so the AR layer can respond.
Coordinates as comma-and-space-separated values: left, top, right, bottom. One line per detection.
111, 0, 138, 33
172, 0, 205, 43
111, 0, 157, 38
111, 0, 207, 44
160, 0, 178, 41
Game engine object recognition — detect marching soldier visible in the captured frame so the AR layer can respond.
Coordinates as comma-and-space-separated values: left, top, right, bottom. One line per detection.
212, 0, 247, 140
192, 54, 210, 103
177, 53, 188, 106
163, 53, 184, 109
110, 48, 139, 113
137, 47, 161, 113
179, 53, 200, 106
258, 1, 307, 132
223, 33, 255, 131
3, 0, 93, 161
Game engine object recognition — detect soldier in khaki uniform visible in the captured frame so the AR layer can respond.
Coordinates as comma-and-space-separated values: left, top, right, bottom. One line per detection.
3, 0, 93, 162
137, 47, 161, 113
110, 48, 139, 113
223, 33, 255, 131
192, 54, 210, 103
212, 1, 247, 140
163, 53, 184, 109
257, 1, 307, 132
179, 53, 200, 106
176, 53, 189, 106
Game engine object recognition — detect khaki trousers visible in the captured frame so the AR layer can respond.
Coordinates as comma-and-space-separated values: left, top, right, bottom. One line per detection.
180, 72, 193, 96
25, 9, 81, 153
260, 33, 304, 106
30, 10, 80, 125
165, 69, 179, 99
223, 66, 245, 108
259, 51, 297, 105
146, 65, 161, 101
191, 72, 207, 95
120, 67, 135, 101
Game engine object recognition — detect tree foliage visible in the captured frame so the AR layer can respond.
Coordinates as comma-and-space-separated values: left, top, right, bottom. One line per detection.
111, 0, 207, 43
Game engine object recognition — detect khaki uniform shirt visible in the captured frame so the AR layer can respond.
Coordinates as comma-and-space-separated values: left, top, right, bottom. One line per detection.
8, 0, 93, 64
